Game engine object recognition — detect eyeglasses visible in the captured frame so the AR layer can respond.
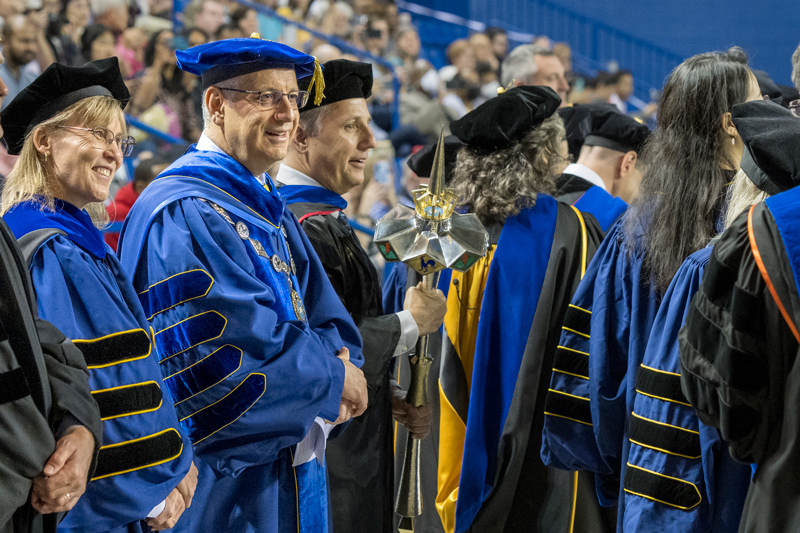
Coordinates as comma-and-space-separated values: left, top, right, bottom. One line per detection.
216, 87, 310, 109
58, 126, 136, 157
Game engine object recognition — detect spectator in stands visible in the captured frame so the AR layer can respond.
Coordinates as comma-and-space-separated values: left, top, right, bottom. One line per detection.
41, 0, 61, 17
608, 69, 633, 113
27, 8, 57, 70
247, 0, 281, 41
533, 35, 552, 49
184, 25, 209, 47
230, 5, 258, 37
148, 0, 170, 18
311, 42, 342, 64
485, 26, 508, 62
393, 25, 420, 70
46, 0, 89, 66
553, 42, 572, 73
399, 59, 451, 143
501, 43, 570, 106
0, 0, 23, 25
215, 22, 244, 40
90, 0, 129, 37
309, 0, 353, 41
115, 26, 147, 77
442, 71, 482, 118
439, 38, 475, 83
126, 29, 201, 142
470, 32, 499, 74
105, 156, 166, 251
476, 59, 500, 99
0, 15, 39, 109
80, 23, 115, 63
185, 0, 225, 39
363, 14, 391, 58
276, 0, 312, 49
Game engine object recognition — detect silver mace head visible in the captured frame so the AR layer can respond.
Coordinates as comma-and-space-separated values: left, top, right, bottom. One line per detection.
374, 129, 489, 275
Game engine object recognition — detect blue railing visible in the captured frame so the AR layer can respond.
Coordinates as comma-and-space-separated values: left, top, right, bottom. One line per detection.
398, 0, 685, 106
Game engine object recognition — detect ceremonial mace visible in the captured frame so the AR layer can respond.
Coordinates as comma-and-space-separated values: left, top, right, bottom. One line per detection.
374, 131, 489, 532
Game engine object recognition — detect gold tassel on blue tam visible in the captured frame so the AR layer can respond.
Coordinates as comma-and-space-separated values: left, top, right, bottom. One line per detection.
307, 58, 326, 105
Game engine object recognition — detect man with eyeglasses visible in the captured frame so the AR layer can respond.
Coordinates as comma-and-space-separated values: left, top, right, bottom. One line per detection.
117, 37, 368, 533
276, 59, 446, 533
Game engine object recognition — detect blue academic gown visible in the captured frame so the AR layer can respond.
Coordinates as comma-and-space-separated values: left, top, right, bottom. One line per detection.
117, 146, 363, 533
573, 186, 628, 233
624, 247, 749, 531
3, 200, 193, 533
541, 218, 662, 529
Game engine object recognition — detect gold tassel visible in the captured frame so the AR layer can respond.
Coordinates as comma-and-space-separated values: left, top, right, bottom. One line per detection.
307, 58, 326, 105
496, 79, 515, 95
250, 32, 261, 39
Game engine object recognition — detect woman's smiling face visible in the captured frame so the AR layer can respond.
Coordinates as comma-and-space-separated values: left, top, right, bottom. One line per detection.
45, 114, 125, 209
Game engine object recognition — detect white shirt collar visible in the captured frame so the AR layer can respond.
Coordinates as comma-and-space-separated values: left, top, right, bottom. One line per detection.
563, 163, 606, 191
274, 164, 325, 188
196, 132, 267, 186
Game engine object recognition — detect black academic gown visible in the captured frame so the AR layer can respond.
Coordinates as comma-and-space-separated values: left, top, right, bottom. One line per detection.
286, 199, 401, 533
679, 202, 800, 532
0, 218, 101, 533
554, 172, 593, 205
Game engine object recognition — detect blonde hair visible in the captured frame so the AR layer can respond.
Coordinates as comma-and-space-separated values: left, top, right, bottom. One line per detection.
1, 96, 125, 226
723, 168, 769, 230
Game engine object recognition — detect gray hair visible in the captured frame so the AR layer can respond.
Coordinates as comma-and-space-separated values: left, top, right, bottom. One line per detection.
451, 113, 566, 226
793, 42, 800, 92
297, 106, 331, 137
723, 168, 769, 230
500, 44, 553, 87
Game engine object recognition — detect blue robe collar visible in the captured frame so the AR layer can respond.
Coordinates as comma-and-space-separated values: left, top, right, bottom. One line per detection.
158, 145, 286, 227
279, 184, 347, 210
3, 198, 106, 258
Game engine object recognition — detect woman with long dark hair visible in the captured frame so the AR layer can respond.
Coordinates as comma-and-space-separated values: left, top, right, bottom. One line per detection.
541, 47, 761, 531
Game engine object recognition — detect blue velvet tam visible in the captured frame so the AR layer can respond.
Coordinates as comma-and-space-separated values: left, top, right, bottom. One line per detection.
176, 34, 325, 103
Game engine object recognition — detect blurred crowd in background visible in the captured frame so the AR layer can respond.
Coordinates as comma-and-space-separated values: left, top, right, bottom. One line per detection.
0, 0, 679, 259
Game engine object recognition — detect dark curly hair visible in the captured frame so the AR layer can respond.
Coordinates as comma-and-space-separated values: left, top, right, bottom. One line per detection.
451, 114, 566, 226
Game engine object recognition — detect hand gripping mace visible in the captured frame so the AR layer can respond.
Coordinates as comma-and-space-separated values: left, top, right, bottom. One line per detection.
374, 131, 489, 532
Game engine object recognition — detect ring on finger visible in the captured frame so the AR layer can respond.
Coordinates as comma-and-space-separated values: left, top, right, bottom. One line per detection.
65, 493, 71, 501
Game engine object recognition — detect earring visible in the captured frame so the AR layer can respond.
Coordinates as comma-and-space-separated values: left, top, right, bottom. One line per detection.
43, 152, 48, 162
731, 135, 735, 146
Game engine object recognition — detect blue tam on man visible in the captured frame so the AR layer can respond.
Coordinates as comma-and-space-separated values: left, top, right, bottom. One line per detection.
176, 34, 326, 103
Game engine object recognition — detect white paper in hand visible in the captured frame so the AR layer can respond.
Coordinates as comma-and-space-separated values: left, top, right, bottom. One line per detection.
292, 417, 336, 466
147, 500, 166, 519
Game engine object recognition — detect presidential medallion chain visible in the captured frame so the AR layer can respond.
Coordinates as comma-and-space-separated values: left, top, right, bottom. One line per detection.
203, 199, 307, 322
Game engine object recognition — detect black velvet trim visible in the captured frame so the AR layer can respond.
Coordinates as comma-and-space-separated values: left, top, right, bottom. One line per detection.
563, 305, 591, 337
624, 463, 701, 510
92, 428, 183, 480
92, 381, 163, 420
544, 390, 592, 425
635, 365, 687, 405
553, 346, 589, 379
74, 329, 151, 369
628, 413, 700, 458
